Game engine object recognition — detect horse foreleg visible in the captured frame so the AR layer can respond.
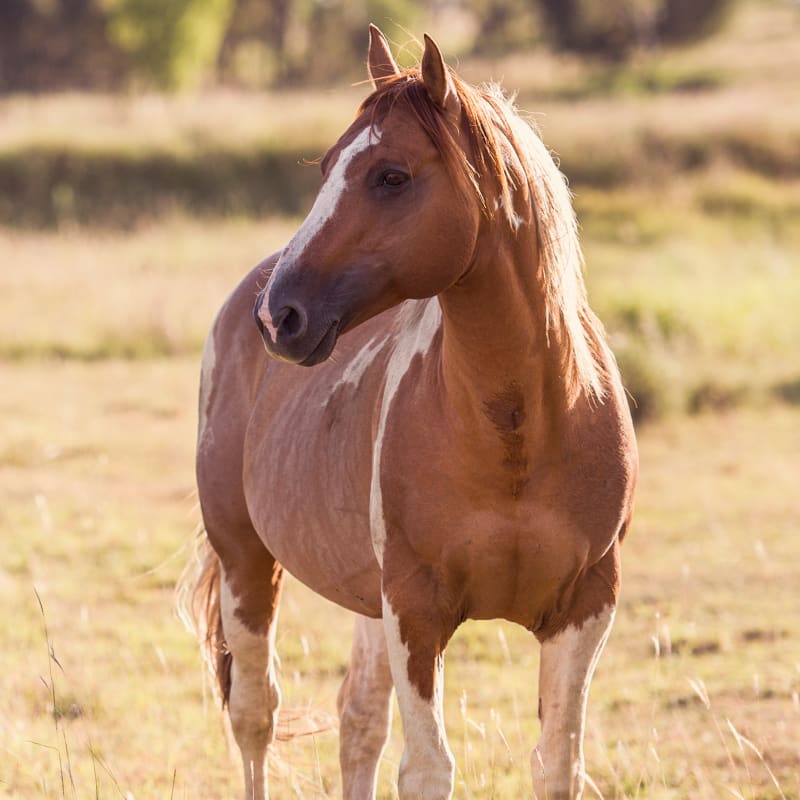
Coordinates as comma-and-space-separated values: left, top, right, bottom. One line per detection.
219, 551, 283, 800
381, 593, 455, 800
531, 548, 619, 800
337, 614, 394, 799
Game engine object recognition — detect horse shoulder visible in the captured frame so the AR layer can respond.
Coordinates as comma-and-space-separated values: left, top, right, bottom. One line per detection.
197, 254, 275, 515
208, 254, 278, 393
560, 377, 638, 550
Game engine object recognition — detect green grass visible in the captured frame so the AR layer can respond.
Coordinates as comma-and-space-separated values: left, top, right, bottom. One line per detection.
2, 88, 798, 228
578, 175, 800, 418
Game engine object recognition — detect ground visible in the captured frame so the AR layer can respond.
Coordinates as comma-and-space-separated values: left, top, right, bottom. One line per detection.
1, 355, 798, 798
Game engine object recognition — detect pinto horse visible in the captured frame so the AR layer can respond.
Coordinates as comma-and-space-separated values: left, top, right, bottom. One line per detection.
184, 25, 637, 800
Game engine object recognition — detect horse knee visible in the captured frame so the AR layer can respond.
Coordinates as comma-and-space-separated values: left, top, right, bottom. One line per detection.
338, 669, 393, 797
339, 616, 393, 747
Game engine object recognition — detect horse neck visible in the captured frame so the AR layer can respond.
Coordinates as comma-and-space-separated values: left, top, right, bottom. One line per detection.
437, 215, 571, 447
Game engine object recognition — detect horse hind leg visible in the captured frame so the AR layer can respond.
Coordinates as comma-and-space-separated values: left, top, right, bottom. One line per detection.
531, 545, 619, 800
337, 614, 394, 799
187, 532, 283, 800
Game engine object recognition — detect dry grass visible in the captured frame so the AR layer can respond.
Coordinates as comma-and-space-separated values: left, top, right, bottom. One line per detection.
1, 355, 799, 798
0, 218, 295, 360
1, 198, 797, 418
0, 89, 363, 156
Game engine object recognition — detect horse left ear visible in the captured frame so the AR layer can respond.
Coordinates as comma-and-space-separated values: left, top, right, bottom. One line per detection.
421, 33, 460, 121
368, 24, 400, 88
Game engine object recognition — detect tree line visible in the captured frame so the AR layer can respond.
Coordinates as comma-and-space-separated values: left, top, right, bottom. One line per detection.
0, 0, 731, 92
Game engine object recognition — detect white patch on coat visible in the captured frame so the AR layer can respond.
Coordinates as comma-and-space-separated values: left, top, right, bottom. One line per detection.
532, 605, 616, 800
220, 572, 281, 800
258, 125, 380, 332
197, 326, 217, 453
325, 334, 385, 402
382, 594, 454, 799
369, 300, 442, 565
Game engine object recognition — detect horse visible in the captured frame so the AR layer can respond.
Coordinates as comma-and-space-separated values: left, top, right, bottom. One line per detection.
183, 25, 638, 800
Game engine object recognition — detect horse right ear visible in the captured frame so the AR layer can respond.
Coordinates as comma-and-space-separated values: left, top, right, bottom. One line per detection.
421, 33, 460, 122
367, 24, 400, 88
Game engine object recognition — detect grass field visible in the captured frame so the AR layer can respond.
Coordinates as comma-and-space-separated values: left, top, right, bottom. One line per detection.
2, 359, 799, 798
1, 1, 799, 797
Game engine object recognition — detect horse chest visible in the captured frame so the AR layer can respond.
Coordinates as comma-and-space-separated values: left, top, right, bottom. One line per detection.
378, 479, 592, 627
376, 411, 630, 625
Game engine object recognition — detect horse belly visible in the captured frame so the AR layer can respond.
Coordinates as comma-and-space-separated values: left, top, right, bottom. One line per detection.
243, 362, 385, 617
255, 486, 381, 616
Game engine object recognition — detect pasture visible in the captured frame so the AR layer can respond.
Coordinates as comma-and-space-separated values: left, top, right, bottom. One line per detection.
1, 2, 799, 797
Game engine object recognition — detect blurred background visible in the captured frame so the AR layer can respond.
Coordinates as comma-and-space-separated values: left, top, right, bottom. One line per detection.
1, 1, 799, 798
1, 0, 798, 415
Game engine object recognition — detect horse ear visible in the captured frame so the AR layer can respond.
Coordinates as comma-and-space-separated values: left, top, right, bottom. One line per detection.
368, 24, 400, 88
421, 33, 460, 120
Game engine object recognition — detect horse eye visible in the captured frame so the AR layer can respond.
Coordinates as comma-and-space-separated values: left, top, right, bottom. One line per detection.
382, 170, 409, 187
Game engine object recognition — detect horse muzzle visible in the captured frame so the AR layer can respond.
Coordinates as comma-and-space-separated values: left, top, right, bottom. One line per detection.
253, 290, 340, 366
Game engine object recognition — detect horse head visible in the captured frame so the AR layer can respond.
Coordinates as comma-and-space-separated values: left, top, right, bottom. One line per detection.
254, 27, 483, 365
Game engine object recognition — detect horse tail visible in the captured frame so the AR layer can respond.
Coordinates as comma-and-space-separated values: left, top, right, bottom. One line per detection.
176, 531, 232, 707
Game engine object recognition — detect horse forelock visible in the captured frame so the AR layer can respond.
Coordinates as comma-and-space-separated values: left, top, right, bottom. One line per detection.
359, 71, 509, 219
360, 70, 609, 404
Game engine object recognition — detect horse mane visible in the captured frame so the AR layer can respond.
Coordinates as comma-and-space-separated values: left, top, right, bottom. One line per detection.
360, 70, 611, 405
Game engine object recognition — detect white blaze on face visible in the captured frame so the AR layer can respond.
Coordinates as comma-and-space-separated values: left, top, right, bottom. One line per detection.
258, 124, 380, 336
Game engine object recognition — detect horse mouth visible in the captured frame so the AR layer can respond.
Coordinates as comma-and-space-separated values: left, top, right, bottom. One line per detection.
299, 320, 340, 366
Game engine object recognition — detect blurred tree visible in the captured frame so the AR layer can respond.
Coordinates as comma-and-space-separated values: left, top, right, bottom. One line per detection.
306, 0, 422, 84
217, 0, 421, 87
0, 0, 125, 91
536, 0, 639, 59
216, 0, 288, 84
471, 0, 540, 55
656, 0, 732, 44
107, 0, 235, 89
0, 0, 736, 92
535, 0, 733, 60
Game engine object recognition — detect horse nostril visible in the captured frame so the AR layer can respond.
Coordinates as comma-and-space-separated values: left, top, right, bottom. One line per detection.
274, 305, 307, 340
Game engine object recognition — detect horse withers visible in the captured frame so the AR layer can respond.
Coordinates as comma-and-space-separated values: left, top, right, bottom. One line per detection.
183, 25, 637, 800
